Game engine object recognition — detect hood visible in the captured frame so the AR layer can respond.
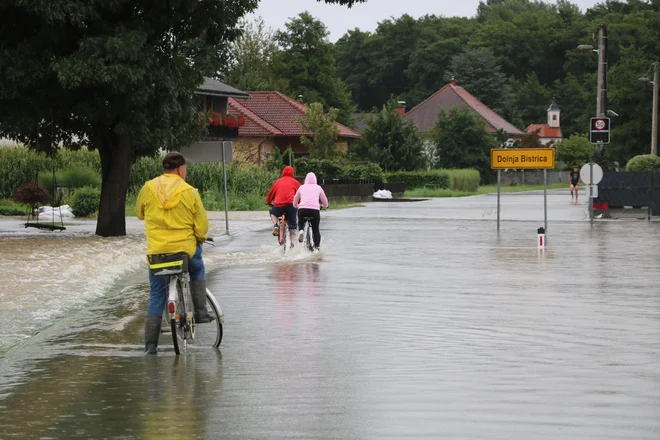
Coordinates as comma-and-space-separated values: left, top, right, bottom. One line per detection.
282, 166, 295, 178
149, 174, 188, 209
304, 172, 317, 185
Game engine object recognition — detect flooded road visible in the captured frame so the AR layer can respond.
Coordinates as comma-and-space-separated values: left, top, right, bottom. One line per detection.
1, 193, 659, 439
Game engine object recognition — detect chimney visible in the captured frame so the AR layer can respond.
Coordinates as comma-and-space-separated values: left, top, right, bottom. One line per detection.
450, 77, 457, 86
297, 95, 304, 104
395, 100, 406, 116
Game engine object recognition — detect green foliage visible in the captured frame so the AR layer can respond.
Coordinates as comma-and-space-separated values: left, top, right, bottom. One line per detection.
69, 186, 101, 217
445, 169, 480, 192
223, 17, 290, 92
626, 155, 660, 171
0, 199, 28, 216
0, 147, 101, 199
432, 107, 498, 183
39, 167, 101, 191
275, 12, 355, 124
294, 157, 343, 179
353, 97, 425, 171
444, 47, 512, 117
265, 147, 285, 172
555, 134, 595, 169
384, 170, 451, 190
341, 163, 386, 183
299, 102, 340, 159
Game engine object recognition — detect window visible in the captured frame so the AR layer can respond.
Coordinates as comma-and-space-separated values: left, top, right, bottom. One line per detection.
552, 115, 557, 121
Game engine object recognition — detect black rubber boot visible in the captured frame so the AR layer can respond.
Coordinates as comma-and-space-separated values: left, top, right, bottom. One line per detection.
190, 280, 214, 323
144, 315, 162, 354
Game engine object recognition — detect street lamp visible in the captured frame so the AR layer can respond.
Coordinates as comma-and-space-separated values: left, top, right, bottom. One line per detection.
638, 62, 659, 156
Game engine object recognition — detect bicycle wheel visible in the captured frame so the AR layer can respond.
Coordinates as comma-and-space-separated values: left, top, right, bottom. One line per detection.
169, 277, 187, 355
282, 222, 290, 253
304, 221, 314, 251
191, 290, 224, 348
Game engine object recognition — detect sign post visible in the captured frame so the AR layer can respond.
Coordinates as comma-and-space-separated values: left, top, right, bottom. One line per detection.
580, 162, 603, 226
491, 147, 555, 237
221, 141, 233, 235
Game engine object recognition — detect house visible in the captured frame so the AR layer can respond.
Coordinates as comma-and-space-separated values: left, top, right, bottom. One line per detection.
402, 80, 524, 142
181, 77, 251, 162
227, 91, 361, 165
525, 100, 563, 145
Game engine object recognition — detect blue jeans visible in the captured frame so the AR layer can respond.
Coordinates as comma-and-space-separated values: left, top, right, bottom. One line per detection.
147, 245, 205, 317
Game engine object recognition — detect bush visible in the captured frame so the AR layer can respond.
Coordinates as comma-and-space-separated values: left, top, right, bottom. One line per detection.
69, 186, 101, 217
445, 169, 480, 192
626, 154, 660, 171
293, 157, 343, 179
13, 182, 51, 208
130, 156, 163, 193
384, 170, 451, 190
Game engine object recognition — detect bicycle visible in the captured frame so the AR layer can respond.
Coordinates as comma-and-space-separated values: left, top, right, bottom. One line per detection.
268, 204, 293, 253
299, 207, 325, 252
148, 239, 223, 355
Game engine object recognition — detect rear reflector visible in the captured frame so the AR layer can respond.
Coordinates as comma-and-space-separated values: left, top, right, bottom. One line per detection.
168, 302, 175, 314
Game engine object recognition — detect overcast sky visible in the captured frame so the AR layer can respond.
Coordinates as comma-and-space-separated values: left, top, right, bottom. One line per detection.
249, 0, 604, 41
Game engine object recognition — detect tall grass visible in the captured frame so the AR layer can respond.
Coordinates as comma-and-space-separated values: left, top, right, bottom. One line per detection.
445, 169, 480, 192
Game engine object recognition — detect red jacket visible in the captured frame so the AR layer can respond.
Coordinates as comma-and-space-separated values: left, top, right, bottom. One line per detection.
266, 166, 301, 207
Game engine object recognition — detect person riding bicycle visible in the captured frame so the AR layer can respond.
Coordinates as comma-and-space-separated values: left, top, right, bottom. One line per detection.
265, 165, 300, 243
135, 152, 212, 354
293, 172, 329, 249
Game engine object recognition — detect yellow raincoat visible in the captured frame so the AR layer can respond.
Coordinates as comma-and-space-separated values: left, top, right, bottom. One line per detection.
135, 173, 208, 258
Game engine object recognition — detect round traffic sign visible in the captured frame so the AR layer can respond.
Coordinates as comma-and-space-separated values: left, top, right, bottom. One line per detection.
580, 163, 603, 184
594, 119, 606, 130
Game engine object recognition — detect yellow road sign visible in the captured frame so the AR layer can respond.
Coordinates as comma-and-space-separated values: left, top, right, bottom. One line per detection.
491, 148, 555, 169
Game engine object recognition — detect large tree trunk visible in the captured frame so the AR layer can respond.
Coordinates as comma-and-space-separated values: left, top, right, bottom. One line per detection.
95, 128, 134, 237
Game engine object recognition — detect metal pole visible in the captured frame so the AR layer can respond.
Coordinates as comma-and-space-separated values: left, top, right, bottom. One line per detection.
652, 62, 658, 156
597, 23, 608, 117
543, 169, 548, 233
222, 143, 229, 235
497, 170, 501, 231
590, 161, 594, 225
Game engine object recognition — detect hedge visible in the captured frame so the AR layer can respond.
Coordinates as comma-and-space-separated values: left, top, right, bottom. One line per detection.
293, 157, 385, 183
384, 170, 450, 190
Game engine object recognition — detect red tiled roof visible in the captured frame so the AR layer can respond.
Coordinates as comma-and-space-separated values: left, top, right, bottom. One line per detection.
403, 82, 524, 137
229, 91, 361, 139
526, 124, 563, 139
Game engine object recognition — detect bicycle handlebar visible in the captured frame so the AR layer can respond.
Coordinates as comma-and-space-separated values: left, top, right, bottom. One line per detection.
204, 237, 215, 247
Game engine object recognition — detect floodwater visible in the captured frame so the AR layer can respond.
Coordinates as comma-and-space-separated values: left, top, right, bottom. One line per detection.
1, 191, 659, 439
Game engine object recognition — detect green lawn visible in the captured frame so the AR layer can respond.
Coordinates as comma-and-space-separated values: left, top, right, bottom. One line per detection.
405, 183, 566, 198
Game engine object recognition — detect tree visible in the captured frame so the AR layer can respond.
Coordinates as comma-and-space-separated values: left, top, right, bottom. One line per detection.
432, 107, 498, 182
0, 0, 362, 237
555, 134, 595, 169
444, 47, 512, 117
298, 102, 340, 159
353, 98, 425, 171
275, 12, 355, 124
223, 17, 289, 92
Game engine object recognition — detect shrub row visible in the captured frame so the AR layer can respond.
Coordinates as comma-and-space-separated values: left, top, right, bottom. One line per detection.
383, 169, 480, 191
445, 169, 481, 192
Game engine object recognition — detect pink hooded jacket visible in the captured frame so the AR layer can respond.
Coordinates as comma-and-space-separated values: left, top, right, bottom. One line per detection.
293, 172, 329, 210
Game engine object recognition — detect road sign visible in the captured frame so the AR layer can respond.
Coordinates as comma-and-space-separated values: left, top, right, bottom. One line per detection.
491, 148, 555, 169
580, 162, 603, 184
589, 117, 610, 144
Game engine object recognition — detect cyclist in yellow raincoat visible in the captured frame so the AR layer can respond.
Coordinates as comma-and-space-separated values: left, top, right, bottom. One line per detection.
135, 152, 210, 354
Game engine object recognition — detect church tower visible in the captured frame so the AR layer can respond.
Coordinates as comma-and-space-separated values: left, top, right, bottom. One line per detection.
547, 99, 560, 128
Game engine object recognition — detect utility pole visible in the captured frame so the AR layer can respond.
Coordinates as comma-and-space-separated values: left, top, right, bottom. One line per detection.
596, 23, 608, 117
652, 62, 658, 156
590, 23, 608, 225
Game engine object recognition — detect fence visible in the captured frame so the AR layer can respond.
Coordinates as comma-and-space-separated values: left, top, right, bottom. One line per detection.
594, 171, 660, 216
